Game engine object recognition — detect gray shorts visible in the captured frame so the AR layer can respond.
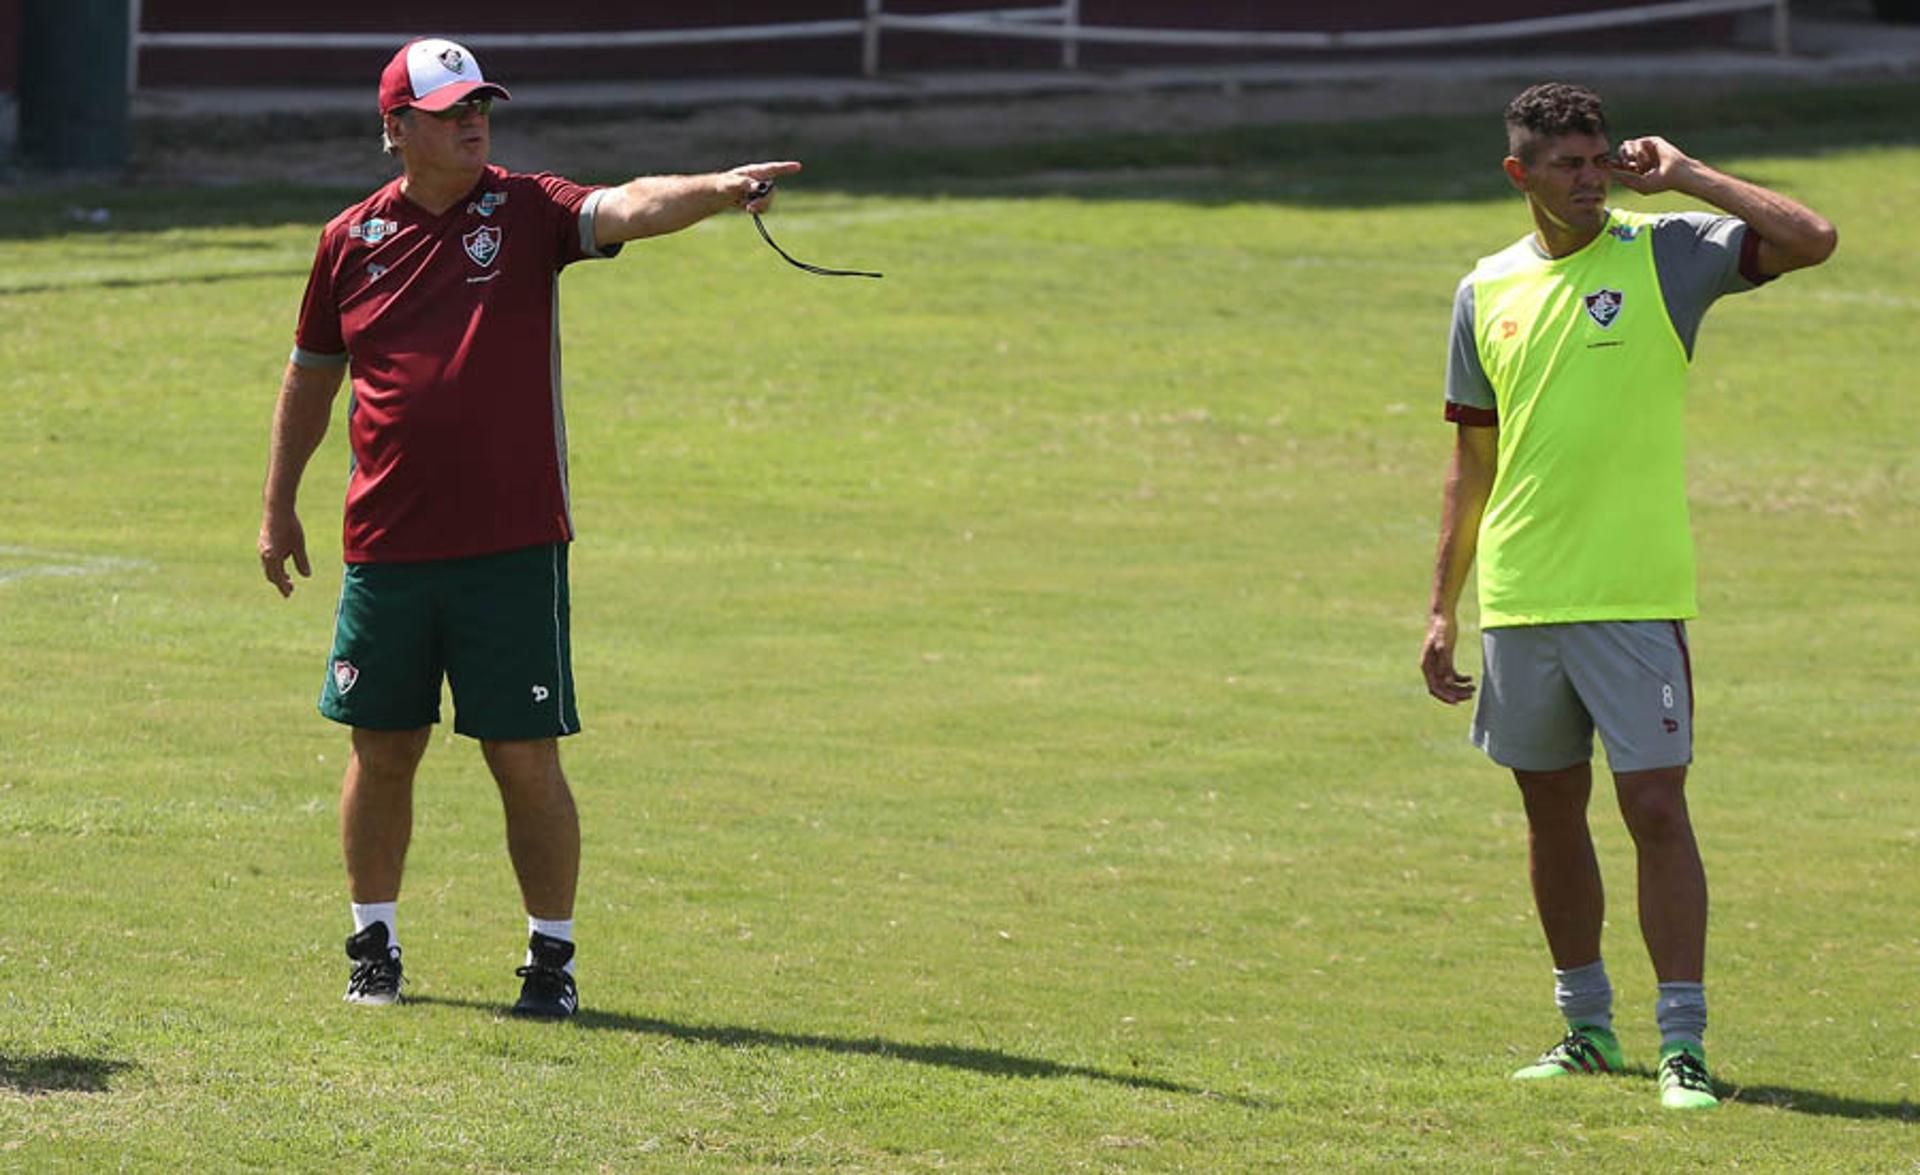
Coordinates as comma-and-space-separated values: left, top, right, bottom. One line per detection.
1471, 621, 1694, 774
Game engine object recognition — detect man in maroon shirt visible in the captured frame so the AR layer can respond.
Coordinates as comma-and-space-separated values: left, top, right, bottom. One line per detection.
257, 37, 799, 1018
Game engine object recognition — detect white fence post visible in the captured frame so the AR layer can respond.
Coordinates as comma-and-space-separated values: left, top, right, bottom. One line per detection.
864, 0, 883, 76
133, 3, 1788, 79
127, 0, 144, 92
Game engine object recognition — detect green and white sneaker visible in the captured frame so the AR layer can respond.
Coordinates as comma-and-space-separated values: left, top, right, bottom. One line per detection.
1658, 1042, 1718, 1110
1511, 1024, 1624, 1080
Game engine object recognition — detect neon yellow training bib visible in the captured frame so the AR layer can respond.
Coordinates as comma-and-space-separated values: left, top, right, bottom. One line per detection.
1470, 209, 1695, 627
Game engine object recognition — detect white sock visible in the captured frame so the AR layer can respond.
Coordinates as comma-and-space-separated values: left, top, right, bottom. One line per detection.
528, 916, 575, 974
351, 901, 399, 958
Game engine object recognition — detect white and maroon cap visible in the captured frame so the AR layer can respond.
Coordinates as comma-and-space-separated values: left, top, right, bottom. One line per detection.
378, 38, 511, 115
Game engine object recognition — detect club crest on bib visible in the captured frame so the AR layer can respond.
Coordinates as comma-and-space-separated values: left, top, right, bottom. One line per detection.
332, 659, 360, 696
462, 225, 502, 268
1583, 287, 1624, 329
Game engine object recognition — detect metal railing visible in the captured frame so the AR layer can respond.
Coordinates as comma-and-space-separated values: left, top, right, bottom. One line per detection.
131, 0, 1793, 88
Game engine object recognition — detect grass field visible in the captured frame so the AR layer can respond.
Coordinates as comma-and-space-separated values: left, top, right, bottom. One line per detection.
1, 85, 1916, 1171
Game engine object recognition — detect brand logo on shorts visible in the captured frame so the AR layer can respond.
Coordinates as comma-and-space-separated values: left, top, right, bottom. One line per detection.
463, 225, 501, 268
1663, 718, 1680, 733
333, 659, 360, 696
1583, 287, 1624, 329
531, 684, 550, 703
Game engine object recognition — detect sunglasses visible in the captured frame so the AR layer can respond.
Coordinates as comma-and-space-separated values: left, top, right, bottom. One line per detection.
419, 97, 493, 120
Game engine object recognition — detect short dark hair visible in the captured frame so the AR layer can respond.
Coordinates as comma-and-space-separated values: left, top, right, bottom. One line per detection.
1504, 83, 1608, 163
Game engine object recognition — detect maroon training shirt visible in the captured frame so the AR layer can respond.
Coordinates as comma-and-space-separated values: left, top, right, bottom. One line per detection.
293, 165, 619, 563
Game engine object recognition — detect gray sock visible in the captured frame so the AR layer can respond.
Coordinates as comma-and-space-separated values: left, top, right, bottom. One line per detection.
1656, 981, 1707, 1050
1554, 960, 1613, 1034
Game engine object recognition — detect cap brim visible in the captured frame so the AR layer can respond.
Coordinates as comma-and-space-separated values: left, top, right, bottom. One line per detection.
407, 81, 511, 112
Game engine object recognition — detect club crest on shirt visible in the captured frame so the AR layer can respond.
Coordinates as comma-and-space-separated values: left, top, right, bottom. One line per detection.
462, 225, 502, 268
468, 191, 509, 217
350, 217, 398, 244
1583, 287, 1624, 329
332, 659, 359, 696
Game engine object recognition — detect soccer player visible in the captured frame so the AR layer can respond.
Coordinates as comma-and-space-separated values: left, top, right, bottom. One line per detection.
257, 37, 799, 1017
1419, 83, 1835, 1108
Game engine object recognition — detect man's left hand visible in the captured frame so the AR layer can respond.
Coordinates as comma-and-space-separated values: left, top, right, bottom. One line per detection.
1608, 136, 1698, 196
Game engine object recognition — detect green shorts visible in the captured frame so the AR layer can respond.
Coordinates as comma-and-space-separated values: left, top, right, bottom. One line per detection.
319, 542, 580, 740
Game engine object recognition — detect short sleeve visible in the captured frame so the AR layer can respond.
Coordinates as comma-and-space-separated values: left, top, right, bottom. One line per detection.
1444, 278, 1498, 425
531, 173, 622, 267
1651, 212, 1769, 358
292, 227, 347, 366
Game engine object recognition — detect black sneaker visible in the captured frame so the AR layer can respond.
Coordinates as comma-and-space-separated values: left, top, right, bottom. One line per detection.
511, 931, 578, 1019
344, 922, 403, 1006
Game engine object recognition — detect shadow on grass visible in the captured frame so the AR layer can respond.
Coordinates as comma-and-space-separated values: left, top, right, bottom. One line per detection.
0, 184, 362, 243
1615, 1064, 1917, 1121
408, 994, 1268, 1109
1723, 1083, 1919, 1122
0, 1053, 137, 1095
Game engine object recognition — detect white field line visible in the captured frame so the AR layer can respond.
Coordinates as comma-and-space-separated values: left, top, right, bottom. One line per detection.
1801, 288, 1920, 312
0, 254, 309, 295
690, 205, 948, 234
0, 546, 155, 586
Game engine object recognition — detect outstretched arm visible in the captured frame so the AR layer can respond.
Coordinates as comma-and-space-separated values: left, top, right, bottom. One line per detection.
592, 161, 804, 247
1610, 137, 1837, 276
259, 360, 345, 598
1420, 424, 1497, 705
